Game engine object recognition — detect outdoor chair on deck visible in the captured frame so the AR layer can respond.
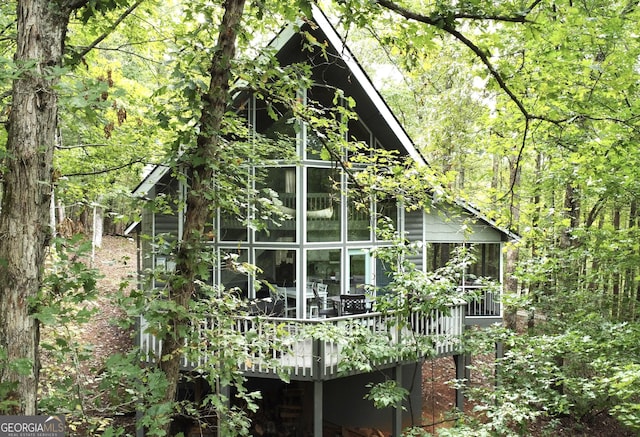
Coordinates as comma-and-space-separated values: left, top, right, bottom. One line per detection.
339, 294, 367, 315
312, 283, 337, 318
273, 287, 296, 317
247, 297, 285, 317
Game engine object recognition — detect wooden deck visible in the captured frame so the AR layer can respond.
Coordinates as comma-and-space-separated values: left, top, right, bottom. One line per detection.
138, 303, 467, 381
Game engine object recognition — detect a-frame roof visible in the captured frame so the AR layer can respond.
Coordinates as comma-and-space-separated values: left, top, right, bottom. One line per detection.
268, 6, 427, 164
131, 5, 517, 241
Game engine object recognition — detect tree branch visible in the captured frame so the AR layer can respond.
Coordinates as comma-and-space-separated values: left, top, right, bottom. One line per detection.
375, 0, 564, 125
62, 158, 146, 177
69, 0, 145, 62
74, 45, 164, 65
56, 143, 110, 149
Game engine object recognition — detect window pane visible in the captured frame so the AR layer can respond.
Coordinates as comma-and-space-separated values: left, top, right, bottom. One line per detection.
376, 199, 397, 240
427, 243, 459, 271
255, 249, 296, 288
307, 167, 340, 242
348, 174, 371, 241
220, 249, 249, 298
349, 252, 367, 294
307, 249, 341, 298
254, 97, 296, 159
256, 167, 297, 242
375, 256, 392, 295
220, 208, 247, 241
306, 86, 335, 160
467, 243, 501, 280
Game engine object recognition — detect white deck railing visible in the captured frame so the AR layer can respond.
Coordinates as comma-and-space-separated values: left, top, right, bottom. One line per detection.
138, 302, 465, 380
462, 286, 501, 317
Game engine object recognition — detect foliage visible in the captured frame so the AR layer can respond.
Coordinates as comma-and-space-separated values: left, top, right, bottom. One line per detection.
53, 3, 170, 229
332, 1, 640, 432
115, 277, 287, 435
601, 364, 640, 432
365, 380, 409, 410
1, 0, 639, 433
34, 237, 113, 431
452, 318, 640, 435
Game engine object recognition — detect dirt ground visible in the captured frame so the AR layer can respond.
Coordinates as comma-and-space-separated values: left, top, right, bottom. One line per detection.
82, 235, 137, 370
80, 236, 634, 436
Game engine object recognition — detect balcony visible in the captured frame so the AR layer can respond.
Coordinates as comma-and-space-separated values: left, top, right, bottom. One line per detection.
138, 302, 466, 381
461, 286, 502, 327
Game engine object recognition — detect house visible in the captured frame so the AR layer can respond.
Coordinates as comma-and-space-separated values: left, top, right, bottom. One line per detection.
130, 5, 515, 436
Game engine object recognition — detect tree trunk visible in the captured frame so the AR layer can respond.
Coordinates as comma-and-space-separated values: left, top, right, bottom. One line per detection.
630, 200, 639, 319
157, 0, 246, 432
612, 205, 621, 318
503, 156, 521, 331
0, 0, 74, 414
561, 182, 580, 249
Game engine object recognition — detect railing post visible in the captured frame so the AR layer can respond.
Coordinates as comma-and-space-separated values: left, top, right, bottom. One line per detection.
312, 334, 322, 379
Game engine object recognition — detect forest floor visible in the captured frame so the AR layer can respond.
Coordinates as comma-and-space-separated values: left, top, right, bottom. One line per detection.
76, 235, 634, 436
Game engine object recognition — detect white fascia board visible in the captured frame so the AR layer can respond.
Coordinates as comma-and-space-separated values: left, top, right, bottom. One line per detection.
131, 164, 170, 197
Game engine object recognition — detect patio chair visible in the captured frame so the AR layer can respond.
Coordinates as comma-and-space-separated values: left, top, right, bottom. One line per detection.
273, 287, 296, 317
339, 294, 367, 315
312, 283, 338, 318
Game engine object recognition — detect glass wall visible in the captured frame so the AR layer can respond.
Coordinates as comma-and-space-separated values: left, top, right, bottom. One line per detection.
219, 249, 249, 298
256, 167, 297, 242
427, 243, 501, 281
307, 249, 341, 298
255, 248, 296, 287
306, 167, 340, 242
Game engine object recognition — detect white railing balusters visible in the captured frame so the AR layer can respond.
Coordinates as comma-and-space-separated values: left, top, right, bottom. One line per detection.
138, 302, 466, 379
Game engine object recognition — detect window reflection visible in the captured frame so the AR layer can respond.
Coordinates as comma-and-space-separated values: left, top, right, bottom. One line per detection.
256, 167, 297, 242
307, 249, 341, 298
220, 249, 249, 298
307, 167, 340, 242
255, 249, 296, 288
428, 243, 500, 281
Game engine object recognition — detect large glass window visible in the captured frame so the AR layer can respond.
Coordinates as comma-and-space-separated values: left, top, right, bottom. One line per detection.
305, 86, 336, 161
307, 249, 341, 298
255, 249, 296, 288
219, 249, 249, 298
347, 173, 371, 241
427, 243, 501, 281
307, 167, 340, 242
256, 167, 297, 242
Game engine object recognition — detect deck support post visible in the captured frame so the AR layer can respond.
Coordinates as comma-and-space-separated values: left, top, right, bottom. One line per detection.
454, 354, 470, 411
135, 410, 144, 437
314, 380, 323, 437
217, 380, 230, 434
392, 365, 402, 436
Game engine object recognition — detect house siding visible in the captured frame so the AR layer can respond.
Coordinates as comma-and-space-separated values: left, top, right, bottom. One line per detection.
424, 207, 504, 243
405, 209, 425, 271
